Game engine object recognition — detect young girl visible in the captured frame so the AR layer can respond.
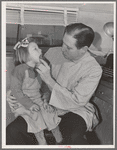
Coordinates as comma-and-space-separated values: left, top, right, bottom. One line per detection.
8, 37, 63, 145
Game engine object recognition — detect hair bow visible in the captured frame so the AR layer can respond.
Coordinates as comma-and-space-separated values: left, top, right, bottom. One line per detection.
14, 37, 29, 50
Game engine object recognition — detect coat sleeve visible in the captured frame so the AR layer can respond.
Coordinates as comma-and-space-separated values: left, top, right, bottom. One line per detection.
40, 80, 51, 103
49, 67, 102, 110
10, 66, 34, 109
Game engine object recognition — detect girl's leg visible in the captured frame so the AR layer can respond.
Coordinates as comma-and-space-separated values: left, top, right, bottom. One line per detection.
6, 116, 38, 145
51, 126, 63, 144
35, 130, 47, 145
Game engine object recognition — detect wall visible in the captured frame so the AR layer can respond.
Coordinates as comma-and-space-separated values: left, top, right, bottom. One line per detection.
78, 10, 114, 54
6, 24, 65, 46
6, 8, 114, 55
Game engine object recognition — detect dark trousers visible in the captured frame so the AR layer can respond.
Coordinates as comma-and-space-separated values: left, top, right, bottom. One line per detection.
6, 112, 88, 145
6, 116, 38, 145
59, 112, 88, 145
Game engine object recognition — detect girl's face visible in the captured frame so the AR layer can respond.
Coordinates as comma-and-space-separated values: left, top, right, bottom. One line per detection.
28, 42, 42, 64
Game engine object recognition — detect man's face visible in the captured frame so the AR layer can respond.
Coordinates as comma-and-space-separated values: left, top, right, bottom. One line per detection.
62, 33, 83, 61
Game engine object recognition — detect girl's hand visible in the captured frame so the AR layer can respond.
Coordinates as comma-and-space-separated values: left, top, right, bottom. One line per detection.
43, 100, 55, 113
30, 104, 40, 112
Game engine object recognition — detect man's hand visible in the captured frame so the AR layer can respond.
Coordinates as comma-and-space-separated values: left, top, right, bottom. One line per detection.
6, 90, 19, 110
36, 59, 55, 89
36, 59, 50, 73
6, 90, 17, 102
42, 92, 50, 103
36, 59, 51, 82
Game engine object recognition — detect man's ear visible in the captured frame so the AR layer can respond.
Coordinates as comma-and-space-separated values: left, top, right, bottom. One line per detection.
80, 46, 88, 54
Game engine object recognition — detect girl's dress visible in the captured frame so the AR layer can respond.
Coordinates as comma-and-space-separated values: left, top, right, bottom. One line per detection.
10, 63, 61, 133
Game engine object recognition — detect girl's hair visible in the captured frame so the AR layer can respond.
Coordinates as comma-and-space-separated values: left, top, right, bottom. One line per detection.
13, 37, 37, 66
64, 23, 94, 49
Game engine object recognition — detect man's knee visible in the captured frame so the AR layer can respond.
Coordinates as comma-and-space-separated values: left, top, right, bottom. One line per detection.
6, 116, 27, 137
6, 121, 18, 137
70, 127, 89, 145
6, 122, 20, 145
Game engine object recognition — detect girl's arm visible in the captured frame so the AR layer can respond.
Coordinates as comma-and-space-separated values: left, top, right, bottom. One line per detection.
10, 66, 34, 110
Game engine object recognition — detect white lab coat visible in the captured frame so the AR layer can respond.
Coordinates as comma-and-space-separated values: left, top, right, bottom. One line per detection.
45, 47, 102, 131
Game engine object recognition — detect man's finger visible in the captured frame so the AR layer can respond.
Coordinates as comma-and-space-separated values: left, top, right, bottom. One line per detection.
7, 97, 17, 102
7, 99, 17, 104
10, 95, 17, 100
44, 103, 47, 110
8, 102, 16, 107
6, 90, 11, 97
40, 59, 48, 66
36, 68, 42, 75
38, 64, 46, 71
8, 103, 13, 108
40, 59, 50, 69
34, 109, 38, 112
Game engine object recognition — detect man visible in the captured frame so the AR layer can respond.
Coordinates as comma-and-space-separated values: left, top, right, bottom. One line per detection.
36, 23, 102, 145
6, 23, 102, 145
